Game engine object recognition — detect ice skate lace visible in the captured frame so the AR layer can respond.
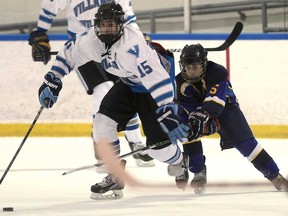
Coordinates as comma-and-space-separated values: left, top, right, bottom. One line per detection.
192, 168, 206, 182
176, 174, 187, 181
193, 172, 205, 181
98, 174, 116, 187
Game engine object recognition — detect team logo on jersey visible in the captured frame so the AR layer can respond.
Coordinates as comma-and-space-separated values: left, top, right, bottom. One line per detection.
180, 82, 194, 97
127, 45, 140, 58
101, 59, 119, 70
73, 0, 100, 17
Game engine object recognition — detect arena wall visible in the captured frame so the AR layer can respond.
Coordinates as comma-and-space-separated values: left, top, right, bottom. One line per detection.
0, 33, 287, 137
0, 0, 240, 25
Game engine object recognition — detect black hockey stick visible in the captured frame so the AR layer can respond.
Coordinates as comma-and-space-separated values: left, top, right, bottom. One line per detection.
62, 139, 171, 175
50, 22, 243, 56
167, 21, 243, 53
50, 51, 58, 55
0, 106, 44, 185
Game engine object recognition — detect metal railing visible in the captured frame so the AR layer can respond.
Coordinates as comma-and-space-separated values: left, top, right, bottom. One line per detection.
0, 0, 287, 33
135, 0, 288, 33
0, 20, 67, 34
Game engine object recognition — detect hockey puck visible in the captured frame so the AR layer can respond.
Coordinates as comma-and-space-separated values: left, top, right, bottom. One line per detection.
3, 207, 14, 212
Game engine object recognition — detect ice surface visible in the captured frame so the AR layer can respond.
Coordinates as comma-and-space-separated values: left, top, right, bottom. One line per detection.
0, 137, 287, 216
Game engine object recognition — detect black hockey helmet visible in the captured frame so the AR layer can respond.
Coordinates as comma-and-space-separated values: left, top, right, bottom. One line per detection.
94, 2, 125, 44
179, 44, 208, 83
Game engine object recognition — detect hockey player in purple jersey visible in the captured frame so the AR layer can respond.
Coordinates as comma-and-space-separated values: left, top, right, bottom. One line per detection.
175, 43, 288, 193
37, 2, 189, 200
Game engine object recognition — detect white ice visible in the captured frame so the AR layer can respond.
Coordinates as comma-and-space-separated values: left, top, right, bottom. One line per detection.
0, 137, 287, 216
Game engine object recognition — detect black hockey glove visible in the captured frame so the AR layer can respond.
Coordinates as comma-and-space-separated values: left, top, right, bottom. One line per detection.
38, 72, 62, 108
202, 118, 220, 136
28, 30, 51, 65
188, 111, 219, 140
156, 103, 190, 144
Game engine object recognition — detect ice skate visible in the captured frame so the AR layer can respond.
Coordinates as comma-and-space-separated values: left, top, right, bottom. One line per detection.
168, 154, 189, 190
190, 165, 207, 194
269, 173, 288, 191
129, 142, 155, 167
90, 160, 126, 200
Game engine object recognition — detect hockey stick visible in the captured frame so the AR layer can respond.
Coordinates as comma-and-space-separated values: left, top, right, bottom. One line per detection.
62, 139, 171, 175
167, 21, 243, 53
50, 22, 243, 56
0, 106, 44, 185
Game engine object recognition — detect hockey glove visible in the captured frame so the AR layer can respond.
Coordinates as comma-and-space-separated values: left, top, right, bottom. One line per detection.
38, 72, 63, 108
188, 111, 219, 140
156, 103, 190, 144
202, 118, 220, 136
28, 30, 51, 65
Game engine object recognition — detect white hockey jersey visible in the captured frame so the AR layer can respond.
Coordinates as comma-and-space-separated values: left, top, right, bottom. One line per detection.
51, 26, 174, 107
37, 0, 138, 37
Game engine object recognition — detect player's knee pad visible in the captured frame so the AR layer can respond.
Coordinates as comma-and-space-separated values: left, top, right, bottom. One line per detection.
148, 144, 182, 164
93, 113, 118, 143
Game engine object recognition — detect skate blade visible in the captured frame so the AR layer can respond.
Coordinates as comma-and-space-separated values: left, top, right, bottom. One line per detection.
176, 182, 188, 191
176, 180, 188, 191
135, 159, 155, 167
90, 190, 123, 200
277, 185, 288, 191
192, 185, 206, 194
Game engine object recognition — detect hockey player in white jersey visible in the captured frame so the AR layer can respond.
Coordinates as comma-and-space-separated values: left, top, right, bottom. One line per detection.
37, 2, 190, 200
28, 0, 155, 168
34, 0, 139, 38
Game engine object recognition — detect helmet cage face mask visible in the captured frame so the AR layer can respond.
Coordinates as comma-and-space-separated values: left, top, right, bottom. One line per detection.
179, 44, 208, 83
180, 60, 207, 83
94, 4, 124, 44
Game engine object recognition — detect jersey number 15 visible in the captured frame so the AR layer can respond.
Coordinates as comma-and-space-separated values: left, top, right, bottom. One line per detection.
137, 60, 153, 78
